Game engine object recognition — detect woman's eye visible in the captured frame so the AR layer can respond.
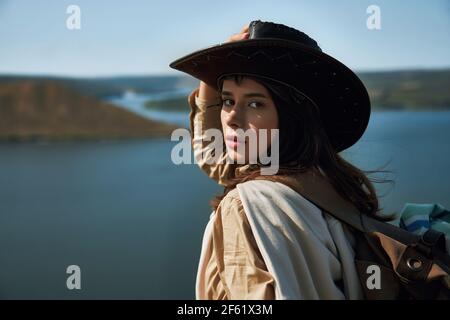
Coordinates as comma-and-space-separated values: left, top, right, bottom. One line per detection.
221, 99, 262, 108
248, 101, 263, 108
222, 99, 234, 107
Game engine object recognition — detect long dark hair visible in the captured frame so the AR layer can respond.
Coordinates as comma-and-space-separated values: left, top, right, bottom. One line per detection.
210, 74, 395, 220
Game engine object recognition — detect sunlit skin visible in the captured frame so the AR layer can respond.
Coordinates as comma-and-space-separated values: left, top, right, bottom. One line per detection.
220, 78, 279, 163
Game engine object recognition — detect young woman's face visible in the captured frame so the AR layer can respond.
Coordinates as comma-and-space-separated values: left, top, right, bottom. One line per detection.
220, 77, 279, 163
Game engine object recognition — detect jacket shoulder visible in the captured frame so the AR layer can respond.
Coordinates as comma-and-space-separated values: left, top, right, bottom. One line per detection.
217, 188, 243, 213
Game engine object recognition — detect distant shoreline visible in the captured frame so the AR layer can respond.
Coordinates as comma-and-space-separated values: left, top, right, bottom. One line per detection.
0, 134, 175, 143
2, 69, 449, 111
0, 135, 175, 144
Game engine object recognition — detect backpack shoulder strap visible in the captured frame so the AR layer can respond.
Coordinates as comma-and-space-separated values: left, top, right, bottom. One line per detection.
268, 178, 450, 274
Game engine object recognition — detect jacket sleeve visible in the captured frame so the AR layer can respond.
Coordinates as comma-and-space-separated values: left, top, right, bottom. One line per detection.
212, 191, 275, 300
188, 87, 236, 186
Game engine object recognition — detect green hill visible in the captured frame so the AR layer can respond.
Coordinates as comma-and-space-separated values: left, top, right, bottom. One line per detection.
358, 69, 450, 110
145, 97, 189, 111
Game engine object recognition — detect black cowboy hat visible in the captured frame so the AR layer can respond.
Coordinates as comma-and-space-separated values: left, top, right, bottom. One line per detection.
169, 20, 370, 152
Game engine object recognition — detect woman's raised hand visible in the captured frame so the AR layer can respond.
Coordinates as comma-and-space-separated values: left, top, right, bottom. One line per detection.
198, 23, 250, 101
225, 24, 250, 43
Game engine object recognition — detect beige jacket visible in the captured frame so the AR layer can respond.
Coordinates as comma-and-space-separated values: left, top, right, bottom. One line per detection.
189, 87, 364, 300
189, 87, 276, 299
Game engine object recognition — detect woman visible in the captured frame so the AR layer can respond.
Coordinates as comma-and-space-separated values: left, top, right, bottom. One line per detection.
170, 20, 390, 300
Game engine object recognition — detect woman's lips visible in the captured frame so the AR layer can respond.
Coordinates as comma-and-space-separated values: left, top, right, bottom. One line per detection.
225, 135, 244, 149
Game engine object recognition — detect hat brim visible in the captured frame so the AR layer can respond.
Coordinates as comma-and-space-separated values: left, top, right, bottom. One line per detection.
170, 38, 370, 152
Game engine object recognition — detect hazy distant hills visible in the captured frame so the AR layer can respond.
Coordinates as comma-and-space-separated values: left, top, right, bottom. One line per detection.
0, 75, 197, 99
1, 69, 449, 110
0, 81, 178, 141
0, 69, 448, 141
358, 69, 450, 110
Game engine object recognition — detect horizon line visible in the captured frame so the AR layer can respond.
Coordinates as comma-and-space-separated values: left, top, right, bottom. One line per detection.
0, 66, 450, 79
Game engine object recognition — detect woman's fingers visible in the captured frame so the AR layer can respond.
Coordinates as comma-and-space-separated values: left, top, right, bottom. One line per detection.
226, 31, 249, 42
225, 23, 250, 43
240, 24, 249, 33
227, 33, 246, 42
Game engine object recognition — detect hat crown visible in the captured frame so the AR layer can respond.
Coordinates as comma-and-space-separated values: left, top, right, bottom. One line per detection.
249, 20, 322, 52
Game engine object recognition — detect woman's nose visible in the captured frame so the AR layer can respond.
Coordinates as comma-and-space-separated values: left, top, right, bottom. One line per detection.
226, 104, 245, 129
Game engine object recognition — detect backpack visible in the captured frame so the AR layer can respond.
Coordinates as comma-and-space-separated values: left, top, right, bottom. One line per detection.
252, 173, 450, 299
299, 195, 450, 299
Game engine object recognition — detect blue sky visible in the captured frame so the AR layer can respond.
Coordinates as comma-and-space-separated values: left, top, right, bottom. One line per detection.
0, 0, 449, 76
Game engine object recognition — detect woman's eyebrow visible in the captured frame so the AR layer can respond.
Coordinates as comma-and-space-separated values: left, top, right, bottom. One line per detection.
221, 91, 268, 98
